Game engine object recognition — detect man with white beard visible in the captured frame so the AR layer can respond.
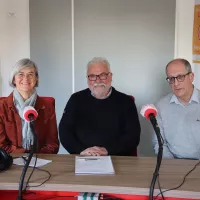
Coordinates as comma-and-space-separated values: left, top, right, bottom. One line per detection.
59, 57, 141, 156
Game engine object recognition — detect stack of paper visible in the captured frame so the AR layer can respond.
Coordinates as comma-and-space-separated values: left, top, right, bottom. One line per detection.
13, 157, 52, 167
75, 156, 115, 175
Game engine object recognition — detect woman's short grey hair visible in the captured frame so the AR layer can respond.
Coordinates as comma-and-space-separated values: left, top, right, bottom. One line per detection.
165, 58, 192, 74
87, 57, 111, 73
9, 58, 39, 88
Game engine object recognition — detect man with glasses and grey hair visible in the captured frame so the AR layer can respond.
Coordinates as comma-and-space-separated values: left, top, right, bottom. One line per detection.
59, 57, 141, 156
153, 58, 200, 159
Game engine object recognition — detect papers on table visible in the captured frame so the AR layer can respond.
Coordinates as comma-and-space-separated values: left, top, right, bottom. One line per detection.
75, 156, 115, 175
13, 157, 52, 168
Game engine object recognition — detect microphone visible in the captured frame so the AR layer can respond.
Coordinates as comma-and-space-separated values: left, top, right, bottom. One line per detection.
140, 104, 164, 200
23, 106, 38, 122
140, 104, 159, 129
17, 106, 38, 200
140, 104, 157, 119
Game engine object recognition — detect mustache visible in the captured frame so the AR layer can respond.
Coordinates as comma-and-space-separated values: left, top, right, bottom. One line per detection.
93, 83, 107, 87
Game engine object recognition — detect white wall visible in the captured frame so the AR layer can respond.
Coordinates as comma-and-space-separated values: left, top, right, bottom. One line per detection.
0, 0, 198, 155
0, 0, 196, 96
29, 0, 73, 154
175, 0, 200, 89
175, 0, 194, 63
29, 0, 175, 156
0, 0, 30, 96
72, 0, 175, 156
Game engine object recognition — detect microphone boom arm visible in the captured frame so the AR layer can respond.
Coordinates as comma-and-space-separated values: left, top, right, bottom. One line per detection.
149, 114, 163, 200
17, 116, 38, 200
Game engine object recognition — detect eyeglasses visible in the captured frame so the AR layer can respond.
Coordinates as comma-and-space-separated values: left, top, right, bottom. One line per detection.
16, 72, 36, 79
87, 72, 110, 81
166, 72, 191, 84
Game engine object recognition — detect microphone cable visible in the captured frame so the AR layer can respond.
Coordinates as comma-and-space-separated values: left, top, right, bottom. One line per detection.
154, 160, 200, 200
21, 154, 52, 193
21, 154, 37, 192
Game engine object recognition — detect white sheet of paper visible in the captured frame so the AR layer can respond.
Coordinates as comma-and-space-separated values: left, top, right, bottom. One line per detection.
75, 156, 115, 175
13, 157, 52, 168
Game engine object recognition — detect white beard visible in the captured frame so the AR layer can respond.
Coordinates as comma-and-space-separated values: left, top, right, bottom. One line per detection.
92, 83, 107, 97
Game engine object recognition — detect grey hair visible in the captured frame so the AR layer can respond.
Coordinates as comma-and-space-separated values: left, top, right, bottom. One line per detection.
9, 58, 39, 88
87, 57, 111, 73
165, 58, 192, 75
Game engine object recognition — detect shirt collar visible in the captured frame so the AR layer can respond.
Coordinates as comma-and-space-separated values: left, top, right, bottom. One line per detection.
170, 87, 200, 105
91, 86, 112, 99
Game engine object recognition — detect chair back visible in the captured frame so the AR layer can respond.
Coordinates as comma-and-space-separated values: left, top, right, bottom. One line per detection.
41, 97, 55, 108
130, 95, 137, 157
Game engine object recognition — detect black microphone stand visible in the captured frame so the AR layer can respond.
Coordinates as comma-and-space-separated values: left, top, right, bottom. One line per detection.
149, 114, 163, 200
17, 115, 38, 200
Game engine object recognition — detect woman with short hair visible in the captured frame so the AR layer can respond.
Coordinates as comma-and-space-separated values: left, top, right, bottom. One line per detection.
0, 58, 59, 154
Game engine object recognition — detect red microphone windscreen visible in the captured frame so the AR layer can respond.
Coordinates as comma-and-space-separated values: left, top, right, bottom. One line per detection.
23, 106, 38, 122
140, 104, 157, 120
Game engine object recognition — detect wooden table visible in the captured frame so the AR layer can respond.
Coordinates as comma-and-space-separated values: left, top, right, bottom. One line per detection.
0, 154, 200, 200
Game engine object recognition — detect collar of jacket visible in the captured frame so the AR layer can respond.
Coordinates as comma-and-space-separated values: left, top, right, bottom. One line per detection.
7, 92, 45, 111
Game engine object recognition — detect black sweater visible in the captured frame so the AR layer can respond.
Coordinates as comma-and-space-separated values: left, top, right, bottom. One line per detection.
59, 87, 141, 156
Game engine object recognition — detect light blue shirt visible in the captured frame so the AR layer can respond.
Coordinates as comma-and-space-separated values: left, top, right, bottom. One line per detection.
152, 87, 200, 159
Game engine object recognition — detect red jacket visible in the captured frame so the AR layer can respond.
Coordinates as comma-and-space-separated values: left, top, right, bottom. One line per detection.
0, 93, 59, 154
